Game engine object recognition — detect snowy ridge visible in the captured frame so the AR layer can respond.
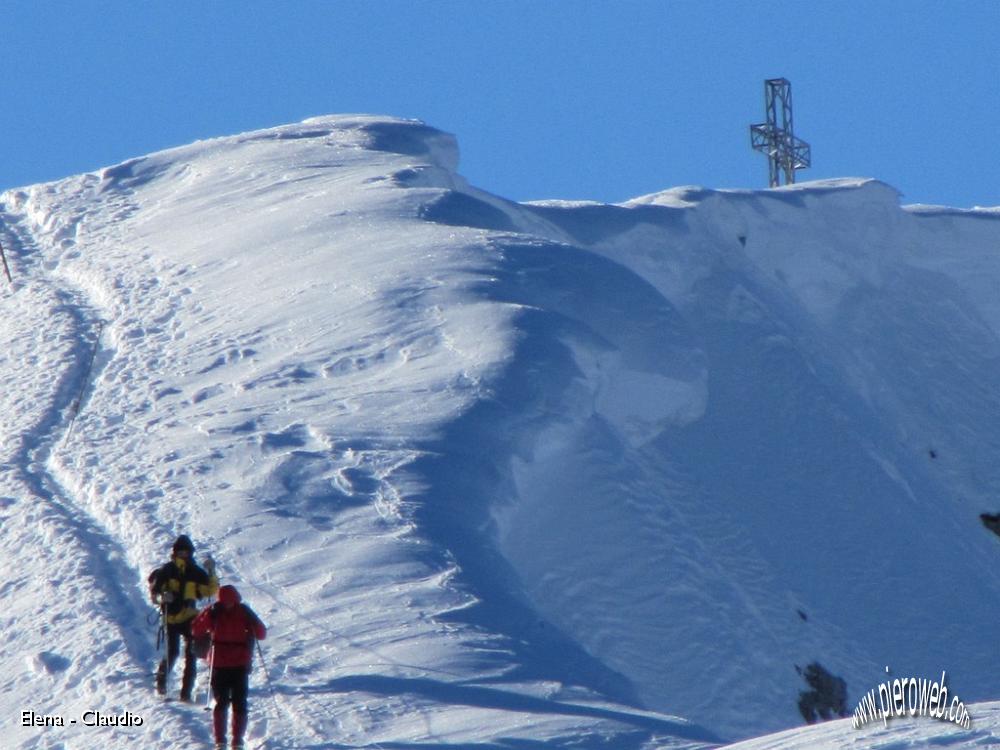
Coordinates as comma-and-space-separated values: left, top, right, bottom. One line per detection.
1, 115, 1000, 749
0, 116, 716, 749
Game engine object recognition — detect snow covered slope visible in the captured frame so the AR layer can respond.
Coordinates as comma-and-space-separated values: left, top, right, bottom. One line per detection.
721, 700, 1000, 748
1, 115, 1000, 750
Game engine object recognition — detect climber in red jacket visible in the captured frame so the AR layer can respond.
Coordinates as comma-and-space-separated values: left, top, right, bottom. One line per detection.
192, 584, 267, 749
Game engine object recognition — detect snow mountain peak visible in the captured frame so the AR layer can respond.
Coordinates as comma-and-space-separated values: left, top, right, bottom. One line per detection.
2, 115, 1000, 749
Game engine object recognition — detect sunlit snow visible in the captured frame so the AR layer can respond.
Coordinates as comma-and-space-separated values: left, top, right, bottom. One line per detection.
2, 115, 1000, 749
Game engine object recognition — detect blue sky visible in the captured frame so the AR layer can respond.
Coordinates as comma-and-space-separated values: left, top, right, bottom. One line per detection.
1, 1, 998, 207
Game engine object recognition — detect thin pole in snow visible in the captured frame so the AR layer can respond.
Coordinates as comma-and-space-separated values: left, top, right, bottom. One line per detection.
0, 239, 12, 285
63, 320, 105, 444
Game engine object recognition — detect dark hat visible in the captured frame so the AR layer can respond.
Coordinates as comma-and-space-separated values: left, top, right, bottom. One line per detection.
172, 534, 195, 554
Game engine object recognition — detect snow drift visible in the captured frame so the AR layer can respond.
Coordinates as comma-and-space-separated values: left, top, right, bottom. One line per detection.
1, 115, 1000, 749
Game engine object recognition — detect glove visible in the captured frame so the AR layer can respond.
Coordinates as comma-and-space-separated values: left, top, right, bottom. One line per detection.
160, 591, 175, 604
203, 555, 216, 577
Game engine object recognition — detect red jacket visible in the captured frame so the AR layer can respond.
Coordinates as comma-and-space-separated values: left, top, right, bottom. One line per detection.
192, 600, 267, 668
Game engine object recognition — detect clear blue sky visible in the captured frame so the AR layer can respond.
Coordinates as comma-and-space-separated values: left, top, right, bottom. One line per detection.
2, 1, 998, 207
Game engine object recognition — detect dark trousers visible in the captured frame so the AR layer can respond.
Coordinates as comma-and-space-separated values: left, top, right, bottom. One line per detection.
212, 666, 249, 744
156, 620, 196, 699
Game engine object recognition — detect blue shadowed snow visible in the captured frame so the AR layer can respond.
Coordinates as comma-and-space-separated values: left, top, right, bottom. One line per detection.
2, 116, 1000, 750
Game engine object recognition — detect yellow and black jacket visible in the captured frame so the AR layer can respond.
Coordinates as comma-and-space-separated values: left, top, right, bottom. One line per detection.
148, 556, 219, 625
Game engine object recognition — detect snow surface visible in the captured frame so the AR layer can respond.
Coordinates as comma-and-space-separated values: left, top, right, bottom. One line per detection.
2, 115, 1000, 749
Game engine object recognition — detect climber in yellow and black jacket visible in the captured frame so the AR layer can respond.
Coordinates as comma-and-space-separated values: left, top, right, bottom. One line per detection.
148, 534, 218, 701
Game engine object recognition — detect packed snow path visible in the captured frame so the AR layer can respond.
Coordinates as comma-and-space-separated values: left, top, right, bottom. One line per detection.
0, 117, 718, 749
2, 116, 1000, 749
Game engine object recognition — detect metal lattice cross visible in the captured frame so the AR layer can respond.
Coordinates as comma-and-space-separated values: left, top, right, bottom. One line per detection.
750, 78, 811, 187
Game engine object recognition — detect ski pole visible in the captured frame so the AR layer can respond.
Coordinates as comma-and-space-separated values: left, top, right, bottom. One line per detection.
204, 636, 216, 708
255, 639, 281, 718
157, 604, 166, 652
